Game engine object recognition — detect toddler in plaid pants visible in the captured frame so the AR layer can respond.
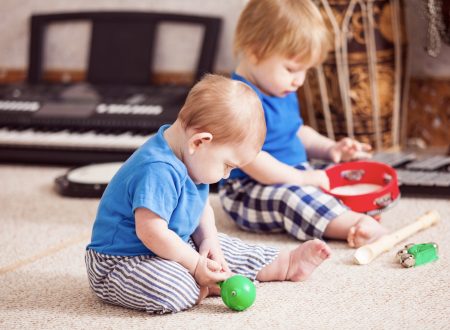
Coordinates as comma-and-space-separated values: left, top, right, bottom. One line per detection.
220, 0, 388, 248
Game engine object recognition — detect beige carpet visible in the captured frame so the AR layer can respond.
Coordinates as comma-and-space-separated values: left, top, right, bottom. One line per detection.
1, 164, 449, 329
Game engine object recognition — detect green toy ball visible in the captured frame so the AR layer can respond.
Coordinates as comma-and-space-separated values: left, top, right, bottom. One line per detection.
218, 274, 256, 311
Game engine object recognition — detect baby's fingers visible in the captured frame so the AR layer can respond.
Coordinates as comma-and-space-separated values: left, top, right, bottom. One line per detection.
339, 137, 354, 147
221, 260, 231, 273
209, 270, 229, 284
360, 143, 372, 151
206, 258, 222, 272
352, 150, 372, 160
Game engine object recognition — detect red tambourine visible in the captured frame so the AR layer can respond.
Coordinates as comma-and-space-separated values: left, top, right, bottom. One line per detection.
323, 161, 400, 216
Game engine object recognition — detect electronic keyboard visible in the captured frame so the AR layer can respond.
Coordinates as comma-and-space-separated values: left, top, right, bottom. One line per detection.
0, 83, 188, 164
1, 11, 222, 165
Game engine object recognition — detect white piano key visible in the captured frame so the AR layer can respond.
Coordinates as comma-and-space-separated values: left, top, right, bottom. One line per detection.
0, 101, 40, 112
0, 128, 154, 150
94, 103, 163, 116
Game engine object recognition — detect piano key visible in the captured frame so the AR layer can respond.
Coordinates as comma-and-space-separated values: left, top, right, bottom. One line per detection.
0, 100, 40, 112
95, 103, 163, 116
397, 170, 450, 187
371, 152, 417, 168
405, 156, 450, 171
0, 128, 153, 150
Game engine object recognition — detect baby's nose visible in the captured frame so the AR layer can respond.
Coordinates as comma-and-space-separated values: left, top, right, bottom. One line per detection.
293, 77, 305, 87
293, 72, 306, 87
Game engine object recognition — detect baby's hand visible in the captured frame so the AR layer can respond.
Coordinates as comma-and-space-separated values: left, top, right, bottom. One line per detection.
304, 170, 330, 190
199, 238, 231, 274
193, 255, 229, 287
329, 138, 372, 163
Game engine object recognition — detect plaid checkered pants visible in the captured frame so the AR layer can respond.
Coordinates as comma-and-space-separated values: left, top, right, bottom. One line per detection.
219, 164, 348, 241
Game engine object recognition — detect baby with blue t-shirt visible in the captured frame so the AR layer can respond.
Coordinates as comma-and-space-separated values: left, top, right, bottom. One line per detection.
85, 74, 331, 314
220, 0, 388, 248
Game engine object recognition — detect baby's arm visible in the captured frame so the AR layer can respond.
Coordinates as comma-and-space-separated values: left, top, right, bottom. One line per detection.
241, 151, 329, 189
298, 125, 372, 162
297, 125, 335, 160
135, 207, 227, 286
191, 200, 217, 244
192, 199, 230, 273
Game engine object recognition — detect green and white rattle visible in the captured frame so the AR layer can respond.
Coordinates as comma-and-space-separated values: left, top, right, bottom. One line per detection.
396, 242, 439, 268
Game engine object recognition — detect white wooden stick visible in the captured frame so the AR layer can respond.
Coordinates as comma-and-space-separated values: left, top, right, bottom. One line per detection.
353, 210, 441, 265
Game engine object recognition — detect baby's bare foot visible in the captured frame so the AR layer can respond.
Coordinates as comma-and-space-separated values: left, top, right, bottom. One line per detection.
196, 286, 209, 304
347, 215, 387, 248
286, 239, 331, 282
208, 285, 221, 297
197, 285, 221, 304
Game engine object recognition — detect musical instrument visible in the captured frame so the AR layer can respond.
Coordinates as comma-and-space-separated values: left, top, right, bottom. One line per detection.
353, 210, 440, 265
55, 151, 450, 199
0, 83, 187, 164
323, 161, 400, 216
396, 242, 439, 268
371, 151, 450, 196
300, 0, 406, 150
0, 11, 222, 165
55, 162, 123, 198
54, 160, 220, 198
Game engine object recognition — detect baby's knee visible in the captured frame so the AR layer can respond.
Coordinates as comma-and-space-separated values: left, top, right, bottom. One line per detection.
135, 278, 201, 314
108, 281, 200, 314
87, 265, 201, 314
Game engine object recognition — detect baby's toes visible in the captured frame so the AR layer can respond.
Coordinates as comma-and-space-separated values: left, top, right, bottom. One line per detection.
347, 226, 356, 248
353, 226, 372, 248
320, 245, 331, 259
208, 285, 221, 297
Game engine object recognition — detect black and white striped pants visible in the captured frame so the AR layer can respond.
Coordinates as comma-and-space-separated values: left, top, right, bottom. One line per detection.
85, 233, 279, 314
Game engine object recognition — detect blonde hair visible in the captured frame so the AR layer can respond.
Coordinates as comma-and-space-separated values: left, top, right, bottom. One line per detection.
178, 74, 266, 149
234, 0, 331, 65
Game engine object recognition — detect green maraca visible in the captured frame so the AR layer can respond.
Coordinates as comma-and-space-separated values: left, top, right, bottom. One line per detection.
218, 274, 256, 311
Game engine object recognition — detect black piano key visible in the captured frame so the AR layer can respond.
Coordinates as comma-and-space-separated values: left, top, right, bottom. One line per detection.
371, 152, 417, 168
405, 156, 450, 171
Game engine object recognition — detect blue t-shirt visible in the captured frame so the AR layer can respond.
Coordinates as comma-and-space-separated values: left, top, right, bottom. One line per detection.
229, 73, 307, 179
87, 124, 209, 256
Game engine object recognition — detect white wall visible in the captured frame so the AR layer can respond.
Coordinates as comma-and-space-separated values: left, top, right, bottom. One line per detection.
0, 0, 449, 77
0, 0, 247, 74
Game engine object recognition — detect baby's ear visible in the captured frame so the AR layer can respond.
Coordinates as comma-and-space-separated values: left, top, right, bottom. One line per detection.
188, 132, 213, 154
247, 50, 259, 64
245, 47, 263, 64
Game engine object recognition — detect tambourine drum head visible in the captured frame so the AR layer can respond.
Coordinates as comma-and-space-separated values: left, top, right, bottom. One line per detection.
55, 162, 123, 198
330, 183, 382, 196
324, 161, 400, 216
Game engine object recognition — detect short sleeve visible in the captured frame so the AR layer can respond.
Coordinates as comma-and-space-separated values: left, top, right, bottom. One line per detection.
129, 162, 182, 222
